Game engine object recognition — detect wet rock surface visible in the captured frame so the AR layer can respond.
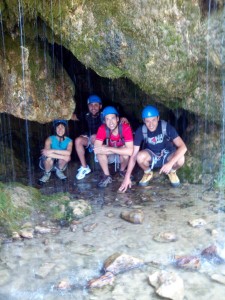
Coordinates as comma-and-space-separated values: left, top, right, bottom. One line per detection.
1, 166, 225, 299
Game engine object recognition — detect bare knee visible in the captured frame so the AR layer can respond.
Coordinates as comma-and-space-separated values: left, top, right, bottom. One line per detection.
137, 150, 151, 166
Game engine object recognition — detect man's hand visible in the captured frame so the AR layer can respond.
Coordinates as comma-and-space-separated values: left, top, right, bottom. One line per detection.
94, 145, 112, 155
118, 177, 132, 193
120, 117, 129, 124
159, 161, 174, 175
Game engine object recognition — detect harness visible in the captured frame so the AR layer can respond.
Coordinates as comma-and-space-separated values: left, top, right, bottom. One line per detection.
142, 120, 170, 169
105, 123, 124, 147
105, 123, 125, 171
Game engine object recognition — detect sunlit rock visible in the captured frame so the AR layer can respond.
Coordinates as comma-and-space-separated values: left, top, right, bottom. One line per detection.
120, 209, 144, 224
211, 274, 225, 285
19, 228, 34, 239
0, 35, 75, 122
68, 199, 92, 220
149, 270, 184, 300
1, 1, 224, 122
83, 222, 98, 232
153, 231, 177, 243
55, 278, 72, 290
34, 226, 52, 234
104, 253, 144, 275
35, 262, 55, 279
174, 255, 201, 270
88, 272, 115, 289
188, 218, 207, 227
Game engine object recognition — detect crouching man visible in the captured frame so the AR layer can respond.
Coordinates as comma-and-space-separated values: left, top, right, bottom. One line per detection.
119, 105, 187, 192
94, 106, 133, 188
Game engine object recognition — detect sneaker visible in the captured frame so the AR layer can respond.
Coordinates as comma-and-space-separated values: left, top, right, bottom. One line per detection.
167, 170, 180, 187
39, 172, 51, 184
139, 171, 153, 186
55, 168, 67, 180
98, 175, 112, 188
76, 165, 91, 180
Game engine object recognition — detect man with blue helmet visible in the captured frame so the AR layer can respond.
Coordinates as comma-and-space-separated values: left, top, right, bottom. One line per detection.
119, 105, 187, 192
94, 106, 133, 188
74, 95, 129, 181
39, 120, 72, 184
74, 94, 103, 180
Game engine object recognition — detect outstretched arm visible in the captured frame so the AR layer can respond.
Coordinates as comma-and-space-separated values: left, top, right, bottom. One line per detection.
118, 145, 140, 193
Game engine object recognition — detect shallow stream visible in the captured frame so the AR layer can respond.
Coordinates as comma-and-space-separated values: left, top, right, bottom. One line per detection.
1, 167, 225, 300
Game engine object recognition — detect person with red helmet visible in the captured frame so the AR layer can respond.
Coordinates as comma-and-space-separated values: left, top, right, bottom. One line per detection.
119, 105, 187, 192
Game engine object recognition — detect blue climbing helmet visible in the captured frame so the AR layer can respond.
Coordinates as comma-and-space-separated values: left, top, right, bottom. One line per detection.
53, 119, 68, 128
87, 95, 102, 105
142, 105, 159, 119
102, 106, 119, 119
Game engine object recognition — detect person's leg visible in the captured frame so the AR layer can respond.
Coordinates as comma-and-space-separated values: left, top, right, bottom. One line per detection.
97, 154, 113, 188
166, 152, 185, 187
97, 154, 110, 176
39, 157, 54, 184
119, 155, 130, 172
137, 150, 154, 186
55, 158, 71, 180
75, 135, 89, 167
75, 135, 92, 180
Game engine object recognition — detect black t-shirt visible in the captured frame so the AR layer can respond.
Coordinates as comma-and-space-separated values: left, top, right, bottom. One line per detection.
134, 120, 178, 155
77, 112, 102, 136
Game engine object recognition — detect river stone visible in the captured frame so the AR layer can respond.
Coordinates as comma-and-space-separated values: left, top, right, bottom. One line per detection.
56, 278, 72, 290
153, 232, 177, 243
211, 274, 225, 285
19, 228, 34, 239
188, 218, 207, 227
174, 255, 201, 270
88, 272, 115, 289
35, 226, 52, 234
35, 263, 55, 279
68, 199, 92, 220
83, 223, 98, 232
120, 209, 144, 224
149, 270, 184, 300
104, 253, 144, 275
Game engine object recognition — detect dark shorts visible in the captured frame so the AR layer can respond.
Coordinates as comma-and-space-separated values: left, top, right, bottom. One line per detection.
145, 149, 175, 169
39, 156, 67, 171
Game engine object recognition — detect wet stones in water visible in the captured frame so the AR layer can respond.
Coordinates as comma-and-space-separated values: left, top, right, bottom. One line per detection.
68, 199, 92, 219
35, 262, 55, 279
88, 272, 115, 289
211, 274, 225, 285
174, 255, 201, 270
149, 270, 184, 300
201, 245, 225, 264
55, 278, 72, 290
153, 232, 177, 243
188, 218, 207, 227
103, 253, 144, 275
120, 209, 144, 224
83, 223, 98, 232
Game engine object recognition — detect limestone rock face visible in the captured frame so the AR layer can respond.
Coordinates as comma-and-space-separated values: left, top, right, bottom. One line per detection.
1, 1, 224, 122
0, 35, 75, 122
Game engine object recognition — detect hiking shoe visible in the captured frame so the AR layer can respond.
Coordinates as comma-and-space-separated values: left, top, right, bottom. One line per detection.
139, 171, 153, 186
76, 165, 91, 180
98, 175, 112, 188
55, 168, 67, 180
39, 172, 51, 184
167, 170, 180, 187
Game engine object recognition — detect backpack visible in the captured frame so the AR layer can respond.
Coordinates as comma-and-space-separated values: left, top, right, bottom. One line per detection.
142, 120, 170, 145
105, 123, 124, 146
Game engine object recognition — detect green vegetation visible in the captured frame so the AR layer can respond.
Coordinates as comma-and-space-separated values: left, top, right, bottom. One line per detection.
0, 183, 31, 234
